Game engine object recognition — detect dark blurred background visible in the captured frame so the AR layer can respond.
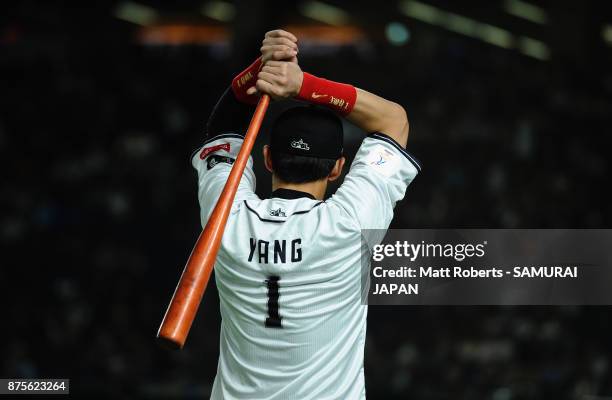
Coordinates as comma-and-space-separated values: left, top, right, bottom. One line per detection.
1, 0, 612, 398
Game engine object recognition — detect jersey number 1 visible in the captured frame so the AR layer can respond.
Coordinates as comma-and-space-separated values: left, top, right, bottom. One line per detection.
265, 276, 282, 328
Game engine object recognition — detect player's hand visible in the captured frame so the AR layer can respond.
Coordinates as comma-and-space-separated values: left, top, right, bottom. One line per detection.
260, 30, 298, 64
246, 30, 299, 97
252, 61, 304, 100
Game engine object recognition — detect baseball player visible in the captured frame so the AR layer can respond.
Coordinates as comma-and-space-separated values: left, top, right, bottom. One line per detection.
192, 30, 420, 399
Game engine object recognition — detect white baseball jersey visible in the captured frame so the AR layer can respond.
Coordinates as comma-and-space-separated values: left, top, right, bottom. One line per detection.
191, 132, 420, 400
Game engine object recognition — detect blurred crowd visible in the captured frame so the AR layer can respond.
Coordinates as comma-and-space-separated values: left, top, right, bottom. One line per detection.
1, 3, 612, 399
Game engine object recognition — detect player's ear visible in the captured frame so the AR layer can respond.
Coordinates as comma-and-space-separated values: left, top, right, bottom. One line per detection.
263, 145, 274, 173
327, 156, 345, 182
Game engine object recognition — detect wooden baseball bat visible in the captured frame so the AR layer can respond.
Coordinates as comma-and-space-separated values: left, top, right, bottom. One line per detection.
157, 94, 271, 350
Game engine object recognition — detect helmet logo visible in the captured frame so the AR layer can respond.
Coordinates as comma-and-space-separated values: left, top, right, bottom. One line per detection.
290, 139, 310, 151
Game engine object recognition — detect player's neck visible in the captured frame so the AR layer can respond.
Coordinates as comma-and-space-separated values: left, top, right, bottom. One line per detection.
272, 177, 327, 200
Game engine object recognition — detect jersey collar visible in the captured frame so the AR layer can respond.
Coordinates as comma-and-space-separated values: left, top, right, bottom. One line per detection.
271, 188, 316, 200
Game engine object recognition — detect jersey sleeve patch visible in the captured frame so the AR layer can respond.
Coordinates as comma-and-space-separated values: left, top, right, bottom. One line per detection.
206, 154, 235, 170
364, 144, 401, 177
369, 132, 422, 171
200, 142, 231, 159
190, 133, 245, 167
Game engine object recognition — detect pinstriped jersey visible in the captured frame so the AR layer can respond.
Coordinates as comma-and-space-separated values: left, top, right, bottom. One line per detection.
191, 132, 420, 400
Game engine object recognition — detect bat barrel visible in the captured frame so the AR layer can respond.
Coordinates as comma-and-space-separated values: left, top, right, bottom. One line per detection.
156, 95, 270, 349
157, 335, 182, 350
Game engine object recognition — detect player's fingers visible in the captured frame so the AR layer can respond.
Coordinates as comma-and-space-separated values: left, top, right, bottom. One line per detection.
255, 79, 281, 98
262, 37, 297, 50
246, 86, 259, 96
261, 44, 297, 55
261, 64, 282, 74
265, 29, 298, 43
260, 44, 285, 53
264, 60, 288, 68
267, 36, 298, 48
266, 29, 298, 42
260, 67, 289, 84
261, 45, 297, 61
274, 49, 297, 61
261, 64, 289, 78
257, 71, 283, 84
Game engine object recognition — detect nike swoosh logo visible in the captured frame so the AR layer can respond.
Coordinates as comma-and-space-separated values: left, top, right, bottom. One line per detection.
311, 93, 328, 99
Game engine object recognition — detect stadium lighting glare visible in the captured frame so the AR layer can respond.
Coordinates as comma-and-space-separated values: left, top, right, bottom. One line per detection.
399, 0, 550, 60
200, 1, 236, 22
385, 22, 411, 45
299, 1, 350, 26
399, 0, 442, 25
479, 24, 513, 49
444, 13, 479, 38
114, 2, 158, 26
603, 25, 612, 46
443, 12, 513, 49
504, 0, 548, 24
517, 36, 550, 60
